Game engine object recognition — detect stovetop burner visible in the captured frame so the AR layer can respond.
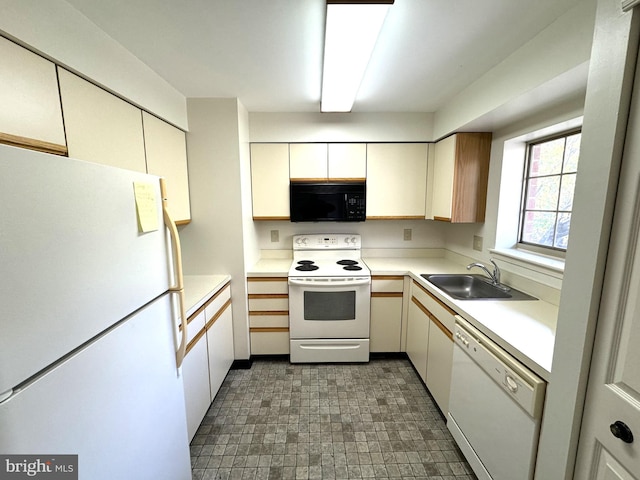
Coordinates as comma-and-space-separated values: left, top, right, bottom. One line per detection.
295, 260, 319, 271
337, 259, 358, 266
343, 265, 363, 271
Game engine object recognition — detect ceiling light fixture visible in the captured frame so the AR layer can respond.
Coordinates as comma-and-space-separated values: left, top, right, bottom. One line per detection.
320, 0, 393, 113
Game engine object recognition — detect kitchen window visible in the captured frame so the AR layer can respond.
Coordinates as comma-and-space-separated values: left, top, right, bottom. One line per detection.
519, 130, 581, 253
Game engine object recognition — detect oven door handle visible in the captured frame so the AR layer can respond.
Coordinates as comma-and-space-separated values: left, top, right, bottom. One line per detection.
288, 277, 371, 287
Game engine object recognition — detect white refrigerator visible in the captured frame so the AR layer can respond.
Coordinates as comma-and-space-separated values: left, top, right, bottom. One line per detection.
0, 144, 192, 479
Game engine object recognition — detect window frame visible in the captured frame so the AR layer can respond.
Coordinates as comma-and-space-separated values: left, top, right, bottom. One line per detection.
517, 128, 582, 256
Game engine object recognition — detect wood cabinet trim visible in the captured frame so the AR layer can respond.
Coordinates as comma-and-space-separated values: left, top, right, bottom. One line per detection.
253, 216, 290, 221
185, 325, 207, 355
412, 295, 453, 340
372, 292, 404, 298
0, 132, 67, 156
205, 299, 232, 331
413, 280, 457, 316
185, 282, 231, 324
248, 293, 288, 300
372, 275, 405, 281
433, 216, 452, 222
249, 310, 289, 316
430, 315, 454, 341
411, 295, 431, 318
366, 215, 426, 220
250, 327, 290, 333
247, 277, 288, 282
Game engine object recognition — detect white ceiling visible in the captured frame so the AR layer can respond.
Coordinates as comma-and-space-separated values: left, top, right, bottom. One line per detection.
65, 0, 585, 113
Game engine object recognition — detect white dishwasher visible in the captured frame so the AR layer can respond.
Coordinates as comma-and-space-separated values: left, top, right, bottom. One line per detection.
447, 316, 546, 480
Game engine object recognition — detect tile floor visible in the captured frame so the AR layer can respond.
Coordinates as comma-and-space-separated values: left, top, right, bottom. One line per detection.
190, 357, 476, 480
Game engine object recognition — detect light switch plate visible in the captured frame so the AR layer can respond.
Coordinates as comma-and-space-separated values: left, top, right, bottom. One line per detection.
271, 230, 279, 242
404, 229, 412, 241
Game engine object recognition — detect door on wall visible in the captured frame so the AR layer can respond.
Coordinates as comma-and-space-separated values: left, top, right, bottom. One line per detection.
574, 48, 640, 480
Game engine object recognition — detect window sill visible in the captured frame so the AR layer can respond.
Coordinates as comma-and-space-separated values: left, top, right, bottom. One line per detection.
490, 247, 565, 279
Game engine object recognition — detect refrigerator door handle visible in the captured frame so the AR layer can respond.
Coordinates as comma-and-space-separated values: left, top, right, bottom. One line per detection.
160, 179, 187, 369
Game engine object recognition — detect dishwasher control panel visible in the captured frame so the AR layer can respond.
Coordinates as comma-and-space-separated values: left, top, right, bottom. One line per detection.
453, 316, 546, 418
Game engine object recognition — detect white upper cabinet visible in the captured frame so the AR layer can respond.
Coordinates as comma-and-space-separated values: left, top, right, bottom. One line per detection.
0, 37, 66, 154
58, 68, 147, 172
431, 132, 492, 223
142, 112, 191, 223
290, 143, 366, 181
366, 143, 428, 219
250, 143, 290, 220
289, 143, 328, 180
328, 143, 366, 180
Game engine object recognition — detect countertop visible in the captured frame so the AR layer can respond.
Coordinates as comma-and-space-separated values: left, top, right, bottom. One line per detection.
247, 256, 557, 381
183, 274, 231, 317
363, 257, 557, 381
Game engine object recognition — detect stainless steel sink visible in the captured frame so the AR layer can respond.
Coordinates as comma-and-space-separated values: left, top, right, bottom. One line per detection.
421, 274, 537, 301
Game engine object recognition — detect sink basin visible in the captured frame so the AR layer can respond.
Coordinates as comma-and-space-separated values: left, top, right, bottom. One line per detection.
421, 274, 537, 301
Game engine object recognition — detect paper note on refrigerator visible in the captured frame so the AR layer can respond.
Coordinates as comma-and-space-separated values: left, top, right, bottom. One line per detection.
133, 182, 159, 232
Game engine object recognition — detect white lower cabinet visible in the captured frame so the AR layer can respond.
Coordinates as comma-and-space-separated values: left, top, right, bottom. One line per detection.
406, 280, 454, 414
181, 282, 234, 440
407, 292, 430, 383
370, 276, 404, 352
206, 299, 234, 398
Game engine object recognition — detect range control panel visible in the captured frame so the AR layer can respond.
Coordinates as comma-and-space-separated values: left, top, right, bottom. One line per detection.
293, 234, 361, 250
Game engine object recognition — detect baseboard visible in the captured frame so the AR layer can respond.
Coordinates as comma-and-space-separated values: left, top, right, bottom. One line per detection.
230, 358, 253, 369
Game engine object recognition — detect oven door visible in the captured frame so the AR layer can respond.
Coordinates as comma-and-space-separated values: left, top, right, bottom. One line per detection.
288, 276, 371, 339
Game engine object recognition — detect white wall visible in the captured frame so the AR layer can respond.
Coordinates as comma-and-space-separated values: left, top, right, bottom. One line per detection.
180, 98, 255, 360
433, 0, 596, 139
0, 0, 188, 129
254, 219, 447, 252
249, 112, 434, 142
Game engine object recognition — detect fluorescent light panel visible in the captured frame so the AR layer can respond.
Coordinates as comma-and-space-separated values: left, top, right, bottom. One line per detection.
321, 1, 392, 112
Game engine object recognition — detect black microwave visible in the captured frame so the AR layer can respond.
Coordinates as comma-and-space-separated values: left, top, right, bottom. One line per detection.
289, 182, 366, 222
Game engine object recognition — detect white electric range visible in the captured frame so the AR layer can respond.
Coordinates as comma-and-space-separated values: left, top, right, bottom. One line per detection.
288, 234, 371, 363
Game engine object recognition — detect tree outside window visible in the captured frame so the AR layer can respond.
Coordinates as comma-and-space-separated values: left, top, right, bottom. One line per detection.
520, 131, 581, 251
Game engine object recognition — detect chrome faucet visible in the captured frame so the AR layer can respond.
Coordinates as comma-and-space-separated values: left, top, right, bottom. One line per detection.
467, 259, 501, 286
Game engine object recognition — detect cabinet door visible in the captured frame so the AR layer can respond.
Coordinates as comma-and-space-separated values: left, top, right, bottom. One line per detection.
406, 296, 429, 383
250, 143, 290, 220
426, 318, 454, 413
58, 68, 147, 172
142, 112, 191, 223
432, 135, 456, 220
370, 296, 403, 352
328, 143, 366, 180
181, 313, 211, 440
206, 303, 234, 400
366, 143, 428, 219
0, 37, 66, 154
432, 133, 491, 223
290, 143, 328, 180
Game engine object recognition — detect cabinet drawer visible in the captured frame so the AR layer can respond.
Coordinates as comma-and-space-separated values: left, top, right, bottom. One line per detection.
248, 295, 289, 312
412, 280, 456, 332
247, 277, 289, 294
249, 313, 289, 329
250, 330, 290, 355
205, 284, 231, 323
371, 275, 404, 293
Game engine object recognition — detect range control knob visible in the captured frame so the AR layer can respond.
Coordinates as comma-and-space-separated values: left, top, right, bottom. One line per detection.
610, 421, 634, 444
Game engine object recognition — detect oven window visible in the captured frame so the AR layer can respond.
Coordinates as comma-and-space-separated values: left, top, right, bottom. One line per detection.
303, 291, 356, 320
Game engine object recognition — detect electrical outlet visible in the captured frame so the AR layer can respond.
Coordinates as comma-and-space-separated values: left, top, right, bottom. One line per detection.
473, 235, 483, 252
270, 230, 279, 243
404, 229, 412, 241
